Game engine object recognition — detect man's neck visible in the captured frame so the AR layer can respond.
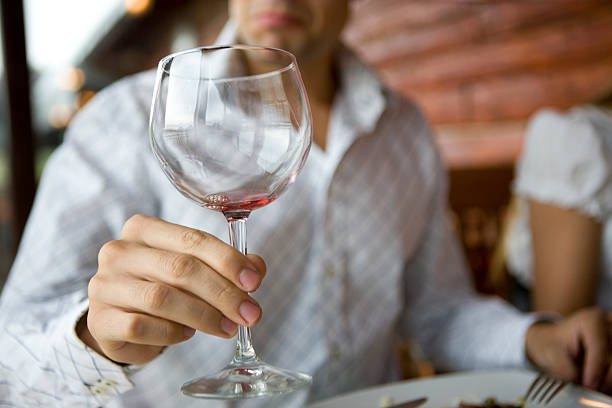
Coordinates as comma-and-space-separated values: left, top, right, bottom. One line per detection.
300, 51, 337, 149
300, 52, 336, 106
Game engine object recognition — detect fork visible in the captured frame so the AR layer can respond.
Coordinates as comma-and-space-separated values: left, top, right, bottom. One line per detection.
523, 374, 568, 405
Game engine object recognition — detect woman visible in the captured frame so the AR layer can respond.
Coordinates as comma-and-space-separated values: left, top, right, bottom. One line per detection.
506, 104, 612, 315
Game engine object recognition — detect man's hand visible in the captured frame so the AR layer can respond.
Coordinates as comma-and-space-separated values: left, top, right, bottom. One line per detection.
525, 307, 611, 394
78, 214, 266, 365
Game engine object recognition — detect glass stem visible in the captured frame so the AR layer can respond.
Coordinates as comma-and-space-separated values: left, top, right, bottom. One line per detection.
226, 214, 258, 365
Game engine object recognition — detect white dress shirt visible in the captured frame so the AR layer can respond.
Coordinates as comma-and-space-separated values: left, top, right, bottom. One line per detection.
506, 105, 612, 310
0, 23, 537, 408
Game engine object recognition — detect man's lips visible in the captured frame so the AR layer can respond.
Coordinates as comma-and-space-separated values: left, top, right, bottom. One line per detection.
256, 11, 303, 28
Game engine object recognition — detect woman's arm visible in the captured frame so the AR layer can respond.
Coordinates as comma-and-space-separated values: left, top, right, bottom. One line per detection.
529, 199, 602, 315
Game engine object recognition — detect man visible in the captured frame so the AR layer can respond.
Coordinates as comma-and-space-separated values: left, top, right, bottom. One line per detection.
0, 1, 610, 407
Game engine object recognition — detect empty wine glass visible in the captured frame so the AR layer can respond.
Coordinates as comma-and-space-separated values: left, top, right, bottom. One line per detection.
149, 45, 313, 399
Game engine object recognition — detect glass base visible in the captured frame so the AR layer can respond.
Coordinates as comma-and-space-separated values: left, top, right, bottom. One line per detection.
181, 358, 312, 399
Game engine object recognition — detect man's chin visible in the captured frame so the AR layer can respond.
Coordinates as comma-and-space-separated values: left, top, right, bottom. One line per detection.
249, 31, 304, 54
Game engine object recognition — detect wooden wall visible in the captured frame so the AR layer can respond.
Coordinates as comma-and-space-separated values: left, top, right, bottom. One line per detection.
344, 0, 612, 125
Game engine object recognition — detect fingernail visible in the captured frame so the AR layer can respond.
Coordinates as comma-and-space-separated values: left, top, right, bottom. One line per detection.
239, 301, 261, 325
221, 317, 237, 336
239, 268, 260, 292
184, 326, 195, 339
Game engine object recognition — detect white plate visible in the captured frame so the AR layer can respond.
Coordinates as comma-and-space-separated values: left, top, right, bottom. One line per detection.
307, 369, 612, 408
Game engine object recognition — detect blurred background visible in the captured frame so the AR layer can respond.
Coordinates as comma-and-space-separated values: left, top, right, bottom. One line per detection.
0, 0, 611, 300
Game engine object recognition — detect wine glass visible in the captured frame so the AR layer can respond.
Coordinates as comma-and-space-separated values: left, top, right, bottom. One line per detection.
149, 45, 312, 399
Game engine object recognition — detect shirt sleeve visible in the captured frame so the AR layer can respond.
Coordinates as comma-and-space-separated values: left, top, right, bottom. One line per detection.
399, 146, 540, 372
513, 106, 612, 221
0, 79, 158, 406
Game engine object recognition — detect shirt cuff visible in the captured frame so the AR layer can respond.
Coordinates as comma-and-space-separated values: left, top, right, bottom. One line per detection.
480, 305, 541, 370
52, 298, 134, 404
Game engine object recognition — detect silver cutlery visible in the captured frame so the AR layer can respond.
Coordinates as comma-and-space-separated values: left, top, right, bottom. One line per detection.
524, 374, 567, 406
384, 396, 428, 408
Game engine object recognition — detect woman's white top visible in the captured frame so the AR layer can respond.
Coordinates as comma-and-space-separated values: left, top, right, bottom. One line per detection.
506, 105, 612, 310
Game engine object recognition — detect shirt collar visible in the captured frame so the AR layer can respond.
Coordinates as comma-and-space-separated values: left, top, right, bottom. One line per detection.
214, 18, 239, 45
214, 19, 386, 134
334, 46, 386, 134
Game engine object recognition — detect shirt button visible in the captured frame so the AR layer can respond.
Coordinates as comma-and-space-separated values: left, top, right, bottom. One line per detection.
89, 384, 106, 395
323, 266, 335, 280
101, 379, 117, 387
329, 344, 342, 361
379, 396, 395, 407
